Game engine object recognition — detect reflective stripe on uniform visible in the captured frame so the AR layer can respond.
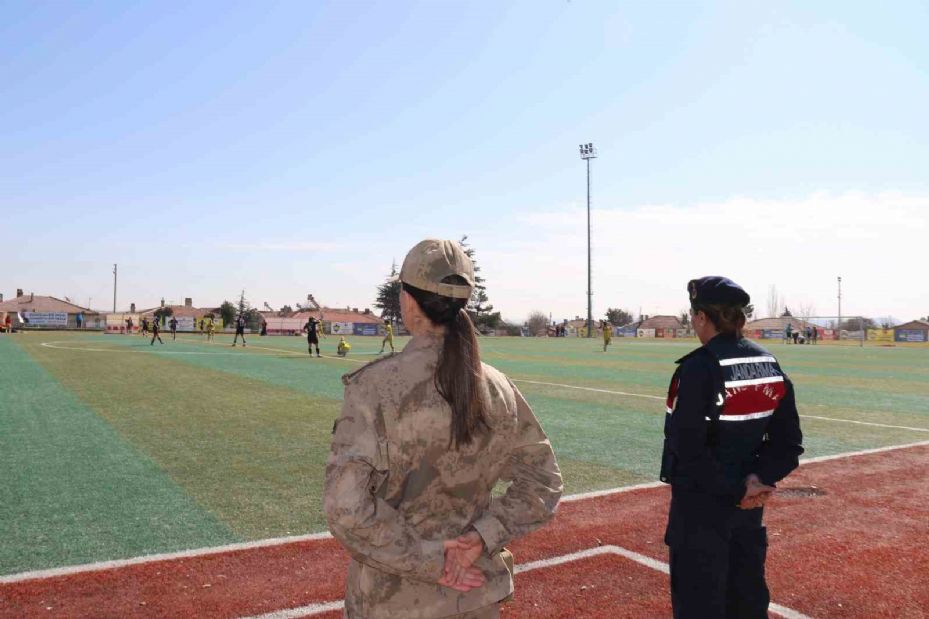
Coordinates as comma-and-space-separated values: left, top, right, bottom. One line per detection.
718, 356, 777, 366
724, 376, 784, 389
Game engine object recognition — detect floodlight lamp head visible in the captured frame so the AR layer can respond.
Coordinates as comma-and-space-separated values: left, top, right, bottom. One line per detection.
579, 141, 597, 160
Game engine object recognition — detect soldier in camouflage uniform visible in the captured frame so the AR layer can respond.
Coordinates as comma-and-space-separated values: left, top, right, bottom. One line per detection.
325, 239, 563, 619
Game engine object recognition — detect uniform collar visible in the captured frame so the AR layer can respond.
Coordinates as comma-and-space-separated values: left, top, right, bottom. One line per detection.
675, 333, 740, 364
405, 333, 443, 352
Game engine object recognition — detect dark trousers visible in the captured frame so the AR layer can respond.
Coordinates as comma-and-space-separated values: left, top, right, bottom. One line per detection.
233, 328, 246, 344
666, 489, 769, 619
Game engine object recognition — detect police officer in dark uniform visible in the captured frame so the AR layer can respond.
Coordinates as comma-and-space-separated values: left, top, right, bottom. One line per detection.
660, 276, 804, 619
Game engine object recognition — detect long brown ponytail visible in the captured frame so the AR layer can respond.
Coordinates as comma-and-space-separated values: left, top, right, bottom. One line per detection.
402, 280, 489, 447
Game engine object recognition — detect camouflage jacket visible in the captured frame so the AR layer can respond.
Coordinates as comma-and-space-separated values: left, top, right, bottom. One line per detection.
324, 335, 563, 618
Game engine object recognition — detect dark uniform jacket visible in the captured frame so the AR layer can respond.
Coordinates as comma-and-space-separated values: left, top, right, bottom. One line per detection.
660, 333, 804, 505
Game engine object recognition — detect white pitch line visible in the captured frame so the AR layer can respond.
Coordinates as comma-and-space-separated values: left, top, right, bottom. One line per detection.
238, 544, 811, 619
42, 340, 929, 435
3, 438, 929, 585
510, 378, 929, 433
0, 532, 333, 585
798, 439, 929, 465
39, 341, 270, 356
511, 378, 665, 400
800, 415, 929, 433
561, 481, 666, 503
243, 601, 344, 619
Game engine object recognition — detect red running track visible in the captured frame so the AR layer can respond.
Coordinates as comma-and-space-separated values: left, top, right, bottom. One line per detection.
2, 445, 927, 618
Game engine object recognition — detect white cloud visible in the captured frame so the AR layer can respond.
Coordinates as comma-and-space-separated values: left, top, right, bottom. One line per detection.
217, 241, 341, 252
485, 191, 927, 323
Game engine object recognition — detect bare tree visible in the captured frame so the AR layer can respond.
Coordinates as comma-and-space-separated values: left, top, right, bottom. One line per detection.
766, 285, 784, 318
526, 311, 550, 336
797, 303, 816, 323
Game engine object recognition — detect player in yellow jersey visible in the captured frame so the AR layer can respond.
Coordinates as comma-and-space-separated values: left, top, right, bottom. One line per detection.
379, 319, 395, 354
337, 336, 351, 357
207, 317, 216, 342
602, 319, 612, 352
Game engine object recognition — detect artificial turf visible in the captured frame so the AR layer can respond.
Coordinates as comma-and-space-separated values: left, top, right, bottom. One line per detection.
1, 331, 927, 576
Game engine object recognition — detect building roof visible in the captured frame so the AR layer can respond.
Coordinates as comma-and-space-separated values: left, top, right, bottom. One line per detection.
639, 315, 683, 330
0, 294, 97, 314
293, 307, 382, 324
745, 317, 815, 330
136, 305, 219, 318
895, 320, 929, 331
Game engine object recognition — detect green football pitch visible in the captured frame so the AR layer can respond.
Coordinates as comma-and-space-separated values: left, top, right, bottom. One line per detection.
1, 331, 927, 577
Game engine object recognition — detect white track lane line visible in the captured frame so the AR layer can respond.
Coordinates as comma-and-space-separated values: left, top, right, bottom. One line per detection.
4, 439, 929, 585
0, 532, 334, 585
238, 544, 811, 619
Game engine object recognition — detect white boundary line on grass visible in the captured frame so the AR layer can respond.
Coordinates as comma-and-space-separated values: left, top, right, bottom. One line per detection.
39, 341, 272, 356
238, 544, 811, 619
509, 378, 929, 434
798, 415, 929, 433
39, 341, 929, 435
4, 439, 929, 586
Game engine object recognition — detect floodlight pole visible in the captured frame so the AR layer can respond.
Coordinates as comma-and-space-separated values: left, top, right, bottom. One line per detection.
579, 143, 597, 338
113, 264, 118, 313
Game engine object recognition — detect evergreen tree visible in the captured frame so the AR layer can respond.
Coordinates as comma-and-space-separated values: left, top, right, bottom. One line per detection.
605, 308, 634, 326
459, 236, 501, 332
232, 290, 260, 327
374, 260, 402, 324
219, 301, 236, 327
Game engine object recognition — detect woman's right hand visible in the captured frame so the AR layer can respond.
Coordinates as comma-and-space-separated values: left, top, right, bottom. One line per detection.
438, 536, 486, 592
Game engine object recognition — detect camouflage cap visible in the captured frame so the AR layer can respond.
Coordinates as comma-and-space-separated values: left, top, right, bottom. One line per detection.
400, 239, 475, 299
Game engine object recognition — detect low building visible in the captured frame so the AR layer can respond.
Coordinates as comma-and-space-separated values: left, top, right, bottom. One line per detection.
637, 315, 686, 338
893, 320, 929, 343
120, 298, 220, 333
744, 317, 826, 341
262, 306, 383, 336
0, 290, 102, 329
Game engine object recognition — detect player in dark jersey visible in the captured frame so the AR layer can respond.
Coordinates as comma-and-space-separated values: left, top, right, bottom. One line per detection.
304, 316, 322, 357
169, 317, 178, 341
232, 315, 247, 347
150, 318, 164, 345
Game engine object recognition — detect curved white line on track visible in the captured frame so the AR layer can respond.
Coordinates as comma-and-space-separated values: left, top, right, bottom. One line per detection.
3, 439, 928, 586
238, 544, 811, 619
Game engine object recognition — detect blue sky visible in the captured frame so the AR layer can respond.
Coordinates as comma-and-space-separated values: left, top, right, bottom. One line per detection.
2, 1, 927, 321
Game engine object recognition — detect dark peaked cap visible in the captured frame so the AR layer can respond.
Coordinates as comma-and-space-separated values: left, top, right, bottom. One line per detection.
688, 276, 751, 307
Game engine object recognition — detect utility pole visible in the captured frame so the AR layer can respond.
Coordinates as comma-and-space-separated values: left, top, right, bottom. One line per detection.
837, 276, 842, 340
579, 142, 597, 338
113, 264, 118, 313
